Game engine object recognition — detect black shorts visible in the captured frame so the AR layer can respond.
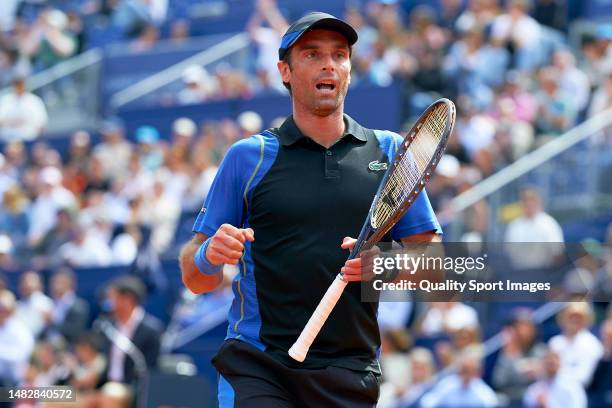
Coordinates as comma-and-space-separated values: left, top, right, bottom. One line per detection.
212, 339, 380, 408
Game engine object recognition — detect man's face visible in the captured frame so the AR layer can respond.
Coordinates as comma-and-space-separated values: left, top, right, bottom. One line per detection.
278, 29, 351, 117
51, 275, 71, 298
14, 80, 26, 95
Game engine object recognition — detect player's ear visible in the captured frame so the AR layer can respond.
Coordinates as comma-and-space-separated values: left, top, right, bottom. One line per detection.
278, 60, 291, 84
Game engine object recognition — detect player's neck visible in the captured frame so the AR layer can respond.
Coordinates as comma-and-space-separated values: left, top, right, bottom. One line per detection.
292, 108, 345, 149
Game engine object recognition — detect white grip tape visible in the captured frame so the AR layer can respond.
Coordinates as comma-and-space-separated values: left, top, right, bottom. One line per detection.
288, 274, 348, 362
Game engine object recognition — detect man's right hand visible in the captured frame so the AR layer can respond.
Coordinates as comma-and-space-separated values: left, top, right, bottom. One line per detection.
206, 224, 255, 265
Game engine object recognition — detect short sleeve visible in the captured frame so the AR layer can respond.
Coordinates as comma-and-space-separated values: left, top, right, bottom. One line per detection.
391, 189, 442, 240
192, 143, 246, 237
373, 129, 442, 240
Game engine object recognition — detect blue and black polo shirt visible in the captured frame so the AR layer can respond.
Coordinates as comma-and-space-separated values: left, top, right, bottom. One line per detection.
193, 114, 441, 373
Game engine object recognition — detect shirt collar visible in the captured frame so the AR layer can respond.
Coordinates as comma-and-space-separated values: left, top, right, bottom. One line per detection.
277, 113, 368, 147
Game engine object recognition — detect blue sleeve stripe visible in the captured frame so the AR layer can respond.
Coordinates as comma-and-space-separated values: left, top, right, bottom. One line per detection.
242, 134, 265, 217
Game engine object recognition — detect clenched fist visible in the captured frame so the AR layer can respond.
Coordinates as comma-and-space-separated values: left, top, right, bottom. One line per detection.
206, 224, 255, 265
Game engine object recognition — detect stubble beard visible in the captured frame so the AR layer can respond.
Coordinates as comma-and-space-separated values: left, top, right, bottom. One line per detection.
310, 83, 349, 117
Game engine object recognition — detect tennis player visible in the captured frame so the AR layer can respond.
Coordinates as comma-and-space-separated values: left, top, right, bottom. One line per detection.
179, 11, 441, 407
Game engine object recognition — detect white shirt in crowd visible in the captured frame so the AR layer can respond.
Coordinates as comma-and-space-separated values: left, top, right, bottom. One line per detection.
0, 316, 35, 384
252, 27, 286, 93
420, 302, 479, 336
548, 329, 604, 386
15, 290, 53, 337
59, 232, 113, 267
0, 91, 48, 142
504, 211, 564, 269
420, 375, 499, 408
0, 0, 21, 32
28, 185, 77, 244
108, 306, 144, 382
524, 374, 587, 408
490, 13, 541, 50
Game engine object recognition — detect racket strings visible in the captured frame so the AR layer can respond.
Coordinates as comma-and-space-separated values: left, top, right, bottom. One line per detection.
372, 104, 449, 228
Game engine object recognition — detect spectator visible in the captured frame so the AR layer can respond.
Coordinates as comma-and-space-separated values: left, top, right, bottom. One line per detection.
0, 75, 48, 142
552, 49, 591, 115
121, 151, 154, 201
454, 99, 497, 160
246, 0, 288, 93
0, 234, 16, 271
58, 218, 113, 267
15, 271, 53, 338
490, 0, 543, 71
492, 309, 546, 402
380, 328, 412, 394
177, 65, 217, 105
63, 130, 92, 196
21, 10, 78, 70
130, 24, 159, 52
0, 0, 21, 32
134, 126, 163, 173
32, 207, 75, 270
443, 28, 509, 109
587, 318, 612, 407
45, 268, 89, 345
579, 33, 612, 88
70, 332, 107, 392
549, 302, 603, 386
237, 111, 263, 138
169, 19, 190, 44
92, 119, 132, 181
0, 185, 30, 253
420, 349, 499, 408
455, 0, 499, 34
563, 238, 603, 297
588, 71, 612, 121
419, 301, 479, 337
494, 71, 538, 123
170, 117, 197, 163
96, 276, 162, 385
395, 347, 436, 407
140, 173, 181, 254
112, 0, 153, 38
504, 188, 564, 269
110, 223, 141, 265
0, 289, 35, 386
524, 348, 587, 408
27, 166, 77, 247
29, 341, 71, 386
534, 67, 577, 137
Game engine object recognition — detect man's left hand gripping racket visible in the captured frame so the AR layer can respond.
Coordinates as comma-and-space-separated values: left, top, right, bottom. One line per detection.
288, 98, 456, 362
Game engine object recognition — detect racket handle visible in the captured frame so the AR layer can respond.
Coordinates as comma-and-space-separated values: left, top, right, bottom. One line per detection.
288, 274, 348, 362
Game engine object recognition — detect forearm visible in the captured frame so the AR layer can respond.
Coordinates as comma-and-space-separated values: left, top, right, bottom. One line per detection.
179, 234, 223, 294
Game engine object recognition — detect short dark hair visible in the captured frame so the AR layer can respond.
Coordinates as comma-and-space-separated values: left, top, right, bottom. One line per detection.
110, 276, 146, 305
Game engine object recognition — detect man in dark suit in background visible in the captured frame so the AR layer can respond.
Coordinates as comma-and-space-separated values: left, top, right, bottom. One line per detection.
97, 276, 163, 385
45, 267, 89, 344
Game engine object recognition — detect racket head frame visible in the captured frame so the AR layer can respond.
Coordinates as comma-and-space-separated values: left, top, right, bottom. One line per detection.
348, 98, 456, 259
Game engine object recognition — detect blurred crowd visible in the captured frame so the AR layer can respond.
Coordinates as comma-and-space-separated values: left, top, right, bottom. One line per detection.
0, 111, 268, 270
375, 299, 612, 407
1, 0, 612, 214
0, 270, 163, 408
1, 0, 612, 407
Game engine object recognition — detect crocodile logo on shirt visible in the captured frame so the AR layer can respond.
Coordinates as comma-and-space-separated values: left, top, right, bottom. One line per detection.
368, 160, 388, 171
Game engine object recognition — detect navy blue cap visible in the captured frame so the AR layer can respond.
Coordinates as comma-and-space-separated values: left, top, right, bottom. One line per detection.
279, 12, 358, 60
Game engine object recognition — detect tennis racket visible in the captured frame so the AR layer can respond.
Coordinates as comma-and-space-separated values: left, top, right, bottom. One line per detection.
288, 98, 456, 362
